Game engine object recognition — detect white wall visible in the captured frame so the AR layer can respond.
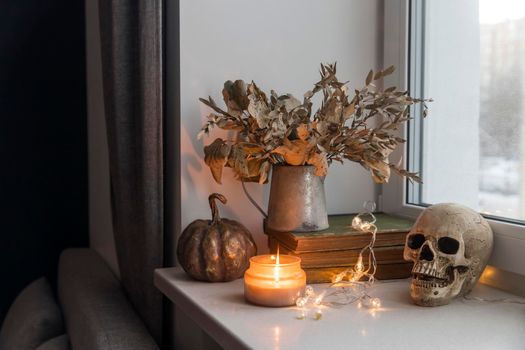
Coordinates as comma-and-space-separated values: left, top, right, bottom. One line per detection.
172, 1, 384, 349
85, 0, 119, 276
179, 0, 384, 253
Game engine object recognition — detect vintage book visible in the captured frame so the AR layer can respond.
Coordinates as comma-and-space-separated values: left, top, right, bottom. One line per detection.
269, 236, 406, 267
304, 263, 412, 283
265, 213, 414, 252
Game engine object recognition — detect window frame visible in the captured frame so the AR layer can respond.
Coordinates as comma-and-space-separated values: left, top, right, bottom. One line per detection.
381, 0, 525, 277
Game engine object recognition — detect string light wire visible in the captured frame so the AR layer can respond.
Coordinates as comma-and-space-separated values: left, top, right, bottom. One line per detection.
296, 201, 382, 318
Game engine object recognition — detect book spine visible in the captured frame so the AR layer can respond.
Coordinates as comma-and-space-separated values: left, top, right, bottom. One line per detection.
267, 231, 409, 252
296, 232, 409, 252
269, 236, 406, 267
304, 263, 413, 284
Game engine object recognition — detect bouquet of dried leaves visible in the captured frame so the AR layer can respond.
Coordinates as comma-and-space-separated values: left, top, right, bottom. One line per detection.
198, 63, 431, 185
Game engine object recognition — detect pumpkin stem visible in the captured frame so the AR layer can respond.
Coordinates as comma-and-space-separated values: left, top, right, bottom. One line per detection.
209, 193, 227, 224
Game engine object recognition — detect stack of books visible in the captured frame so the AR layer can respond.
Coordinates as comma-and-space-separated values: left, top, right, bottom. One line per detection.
266, 213, 414, 283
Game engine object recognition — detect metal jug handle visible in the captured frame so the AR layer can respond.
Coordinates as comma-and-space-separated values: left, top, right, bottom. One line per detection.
241, 180, 268, 219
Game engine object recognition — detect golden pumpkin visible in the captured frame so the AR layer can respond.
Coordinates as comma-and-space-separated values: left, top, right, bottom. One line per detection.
177, 193, 257, 282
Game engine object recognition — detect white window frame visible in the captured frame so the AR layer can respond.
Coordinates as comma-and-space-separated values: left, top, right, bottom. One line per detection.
381, 0, 525, 277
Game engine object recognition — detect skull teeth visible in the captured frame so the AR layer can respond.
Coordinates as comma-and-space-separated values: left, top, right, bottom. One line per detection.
411, 262, 447, 280
411, 262, 451, 288
412, 277, 449, 289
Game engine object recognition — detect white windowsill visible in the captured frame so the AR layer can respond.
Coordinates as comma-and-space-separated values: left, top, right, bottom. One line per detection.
155, 267, 525, 350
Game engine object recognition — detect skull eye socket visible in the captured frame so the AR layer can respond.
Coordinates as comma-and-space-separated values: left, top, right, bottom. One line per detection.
438, 237, 460, 254
407, 234, 425, 249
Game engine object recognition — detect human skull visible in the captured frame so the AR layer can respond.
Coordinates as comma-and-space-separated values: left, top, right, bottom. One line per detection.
404, 203, 493, 306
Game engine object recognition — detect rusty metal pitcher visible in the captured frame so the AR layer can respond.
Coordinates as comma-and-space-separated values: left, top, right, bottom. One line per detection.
266, 165, 329, 232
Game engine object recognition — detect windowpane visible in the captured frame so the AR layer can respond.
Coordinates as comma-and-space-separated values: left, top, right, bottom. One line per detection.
408, 0, 525, 221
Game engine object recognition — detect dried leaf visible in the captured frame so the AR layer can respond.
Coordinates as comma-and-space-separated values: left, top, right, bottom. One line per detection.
373, 70, 383, 80
342, 102, 356, 118
365, 69, 373, 85
272, 139, 312, 166
383, 65, 395, 76
307, 152, 328, 176
296, 124, 310, 141
320, 99, 343, 123
269, 111, 287, 139
222, 80, 249, 116
258, 161, 271, 184
304, 90, 314, 99
217, 119, 243, 130
229, 143, 265, 182
247, 94, 271, 128
204, 138, 232, 184
276, 94, 301, 112
199, 97, 230, 117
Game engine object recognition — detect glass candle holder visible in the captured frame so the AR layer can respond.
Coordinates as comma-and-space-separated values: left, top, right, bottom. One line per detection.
244, 254, 306, 307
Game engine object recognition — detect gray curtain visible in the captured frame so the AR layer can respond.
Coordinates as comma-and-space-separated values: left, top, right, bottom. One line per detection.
98, 0, 164, 344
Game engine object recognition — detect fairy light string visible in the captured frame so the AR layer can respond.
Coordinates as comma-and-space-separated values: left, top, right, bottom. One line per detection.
295, 201, 382, 319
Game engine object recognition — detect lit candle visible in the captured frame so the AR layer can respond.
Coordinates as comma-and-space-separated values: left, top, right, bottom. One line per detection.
244, 251, 306, 307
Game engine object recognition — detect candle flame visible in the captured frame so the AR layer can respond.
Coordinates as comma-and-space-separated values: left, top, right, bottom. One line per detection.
274, 246, 280, 284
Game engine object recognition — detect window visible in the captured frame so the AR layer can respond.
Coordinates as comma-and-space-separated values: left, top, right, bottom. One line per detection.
407, 0, 525, 223
382, 0, 525, 277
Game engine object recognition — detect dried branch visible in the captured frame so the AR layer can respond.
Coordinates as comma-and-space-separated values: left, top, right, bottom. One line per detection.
198, 63, 432, 184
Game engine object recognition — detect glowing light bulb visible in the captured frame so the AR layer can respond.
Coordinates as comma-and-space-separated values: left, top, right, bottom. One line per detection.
314, 291, 325, 305
304, 285, 314, 297
352, 216, 362, 230
362, 296, 381, 309
371, 298, 381, 308
296, 297, 307, 308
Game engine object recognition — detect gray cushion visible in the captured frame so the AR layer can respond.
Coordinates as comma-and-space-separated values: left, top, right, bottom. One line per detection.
36, 335, 70, 350
58, 248, 159, 350
0, 277, 64, 350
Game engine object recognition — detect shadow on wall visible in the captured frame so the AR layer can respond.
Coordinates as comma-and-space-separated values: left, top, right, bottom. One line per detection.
180, 112, 269, 254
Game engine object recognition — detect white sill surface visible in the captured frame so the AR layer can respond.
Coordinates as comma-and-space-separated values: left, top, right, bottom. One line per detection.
155, 267, 525, 350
